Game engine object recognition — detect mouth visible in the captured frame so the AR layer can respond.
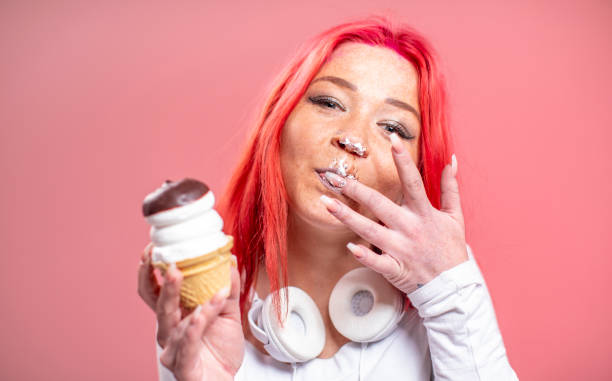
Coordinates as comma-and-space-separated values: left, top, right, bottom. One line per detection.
314, 167, 354, 194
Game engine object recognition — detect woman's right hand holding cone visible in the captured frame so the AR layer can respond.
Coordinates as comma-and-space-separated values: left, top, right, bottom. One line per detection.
138, 244, 245, 381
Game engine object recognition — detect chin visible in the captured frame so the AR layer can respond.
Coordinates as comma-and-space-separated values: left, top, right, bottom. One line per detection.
292, 201, 351, 232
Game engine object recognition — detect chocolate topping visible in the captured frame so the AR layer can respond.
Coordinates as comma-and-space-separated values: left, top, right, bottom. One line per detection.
142, 178, 210, 216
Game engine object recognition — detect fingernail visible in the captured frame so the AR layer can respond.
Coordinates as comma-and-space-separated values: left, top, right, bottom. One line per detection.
166, 263, 177, 280
142, 248, 151, 264
346, 242, 363, 258
451, 154, 458, 177
230, 254, 237, 268
390, 133, 403, 155
218, 286, 230, 298
324, 171, 346, 188
211, 287, 229, 306
191, 305, 202, 324
320, 195, 339, 213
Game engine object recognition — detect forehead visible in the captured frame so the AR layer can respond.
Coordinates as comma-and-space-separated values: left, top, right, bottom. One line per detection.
315, 42, 419, 108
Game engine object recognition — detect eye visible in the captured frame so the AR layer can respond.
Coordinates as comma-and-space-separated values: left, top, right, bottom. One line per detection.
377, 121, 415, 140
308, 96, 346, 111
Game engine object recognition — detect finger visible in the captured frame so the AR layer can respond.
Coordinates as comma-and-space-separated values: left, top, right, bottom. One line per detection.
324, 171, 412, 230
320, 195, 399, 253
219, 262, 241, 319
227, 258, 239, 301
389, 133, 431, 215
346, 242, 401, 278
160, 310, 193, 371
440, 154, 464, 224
137, 243, 160, 311
140, 242, 154, 262
173, 295, 228, 378
156, 263, 183, 347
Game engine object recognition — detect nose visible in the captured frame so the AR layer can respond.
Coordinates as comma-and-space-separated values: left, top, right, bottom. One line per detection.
332, 135, 369, 158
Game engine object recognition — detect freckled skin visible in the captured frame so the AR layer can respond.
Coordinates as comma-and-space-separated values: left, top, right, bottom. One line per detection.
248, 42, 426, 360
280, 42, 421, 231
140, 42, 470, 368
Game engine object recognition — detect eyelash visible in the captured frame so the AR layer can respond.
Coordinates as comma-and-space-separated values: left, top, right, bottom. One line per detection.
308, 96, 415, 140
377, 121, 414, 140
309, 96, 346, 111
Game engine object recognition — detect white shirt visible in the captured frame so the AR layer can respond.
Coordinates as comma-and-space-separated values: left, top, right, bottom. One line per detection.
156, 245, 519, 380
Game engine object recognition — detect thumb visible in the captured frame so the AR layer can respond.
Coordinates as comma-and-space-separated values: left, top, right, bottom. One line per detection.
440, 154, 463, 220
220, 259, 241, 320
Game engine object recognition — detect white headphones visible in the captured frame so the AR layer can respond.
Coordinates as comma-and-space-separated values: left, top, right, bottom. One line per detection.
247, 267, 405, 363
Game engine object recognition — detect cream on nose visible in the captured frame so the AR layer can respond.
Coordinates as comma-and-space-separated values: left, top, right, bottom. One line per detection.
334, 136, 368, 158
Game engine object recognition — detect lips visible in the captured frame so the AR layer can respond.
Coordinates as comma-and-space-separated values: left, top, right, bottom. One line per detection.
314, 155, 358, 194
315, 169, 343, 193
315, 167, 343, 177
315, 166, 356, 194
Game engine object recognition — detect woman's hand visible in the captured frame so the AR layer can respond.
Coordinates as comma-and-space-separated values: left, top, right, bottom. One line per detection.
137, 245, 245, 381
320, 133, 468, 294
137, 243, 160, 312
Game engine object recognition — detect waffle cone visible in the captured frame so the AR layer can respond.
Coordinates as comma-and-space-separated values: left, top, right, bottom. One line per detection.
154, 236, 234, 309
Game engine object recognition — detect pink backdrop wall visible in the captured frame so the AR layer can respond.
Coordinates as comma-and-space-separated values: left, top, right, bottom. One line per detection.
1, 1, 611, 380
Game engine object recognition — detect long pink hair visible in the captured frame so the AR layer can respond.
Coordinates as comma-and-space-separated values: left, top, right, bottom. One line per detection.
217, 15, 453, 320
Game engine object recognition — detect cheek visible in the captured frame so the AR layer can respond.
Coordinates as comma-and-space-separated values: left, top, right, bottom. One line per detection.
279, 123, 315, 208
362, 154, 403, 204
377, 172, 403, 204
280, 112, 315, 161
366, 140, 418, 205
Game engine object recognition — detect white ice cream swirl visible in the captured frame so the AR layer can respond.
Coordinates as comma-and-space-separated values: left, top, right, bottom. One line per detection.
146, 191, 229, 263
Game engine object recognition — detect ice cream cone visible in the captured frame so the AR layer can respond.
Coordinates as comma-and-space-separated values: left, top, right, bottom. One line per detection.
154, 236, 234, 309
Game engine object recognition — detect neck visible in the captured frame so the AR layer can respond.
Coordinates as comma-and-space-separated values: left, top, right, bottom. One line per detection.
286, 211, 365, 289
253, 211, 369, 358
255, 211, 367, 296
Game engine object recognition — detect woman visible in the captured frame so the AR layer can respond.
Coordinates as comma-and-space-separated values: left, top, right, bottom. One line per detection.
138, 16, 519, 380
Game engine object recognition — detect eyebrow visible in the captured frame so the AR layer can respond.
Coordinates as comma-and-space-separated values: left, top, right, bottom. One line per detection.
310, 75, 421, 121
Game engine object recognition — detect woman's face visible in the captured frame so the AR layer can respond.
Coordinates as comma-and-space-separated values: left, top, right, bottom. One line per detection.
280, 42, 421, 231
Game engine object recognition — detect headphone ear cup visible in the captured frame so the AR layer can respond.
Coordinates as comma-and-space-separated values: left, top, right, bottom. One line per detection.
259, 286, 326, 363
247, 298, 269, 345
329, 267, 405, 343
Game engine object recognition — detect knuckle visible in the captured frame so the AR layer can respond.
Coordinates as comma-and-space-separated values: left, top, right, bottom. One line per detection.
159, 304, 176, 317
362, 224, 378, 240
365, 191, 379, 207
185, 326, 201, 341
407, 178, 423, 192
157, 297, 176, 316
444, 182, 459, 194
157, 332, 167, 348
384, 267, 401, 284
335, 203, 347, 219
160, 356, 173, 370
385, 258, 407, 284
161, 280, 178, 296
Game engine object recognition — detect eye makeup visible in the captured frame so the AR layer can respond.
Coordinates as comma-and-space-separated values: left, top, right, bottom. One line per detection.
308, 95, 346, 111
307, 93, 416, 140
377, 121, 415, 140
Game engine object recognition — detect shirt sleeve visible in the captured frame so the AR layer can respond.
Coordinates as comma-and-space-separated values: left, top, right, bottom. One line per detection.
407, 244, 519, 381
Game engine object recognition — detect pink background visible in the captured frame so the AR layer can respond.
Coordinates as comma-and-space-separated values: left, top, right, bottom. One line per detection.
1, 0, 611, 380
